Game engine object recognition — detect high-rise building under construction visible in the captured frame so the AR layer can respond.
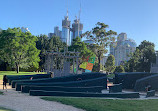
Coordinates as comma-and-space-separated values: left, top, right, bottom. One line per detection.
61, 15, 71, 46
71, 18, 83, 43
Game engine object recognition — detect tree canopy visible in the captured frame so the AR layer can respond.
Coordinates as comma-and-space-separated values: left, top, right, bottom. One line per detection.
105, 54, 116, 73
124, 40, 156, 72
0, 28, 40, 73
82, 22, 117, 71
69, 37, 95, 63
115, 65, 125, 73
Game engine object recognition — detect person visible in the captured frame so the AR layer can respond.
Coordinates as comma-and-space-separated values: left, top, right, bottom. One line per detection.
3, 75, 7, 91
145, 84, 151, 92
50, 72, 54, 78
30, 77, 33, 80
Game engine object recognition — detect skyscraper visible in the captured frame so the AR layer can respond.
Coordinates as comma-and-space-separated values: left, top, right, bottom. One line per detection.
54, 26, 62, 38
71, 18, 83, 43
62, 14, 71, 46
110, 33, 137, 66
21, 27, 30, 33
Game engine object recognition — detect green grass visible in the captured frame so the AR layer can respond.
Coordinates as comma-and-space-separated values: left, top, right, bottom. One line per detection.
41, 97, 158, 111
0, 107, 13, 111
0, 71, 45, 80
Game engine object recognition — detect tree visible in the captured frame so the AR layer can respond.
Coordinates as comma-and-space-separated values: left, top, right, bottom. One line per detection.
105, 54, 116, 73
124, 40, 156, 72
82, 22, 117, 71
48, 36, 66, 51
137, 40, 156, 72
36, 34, 49, 70
0, 28, 40, 73
69, 37, 95, 63
115, 65, 125, 73
125, 48, 141, 72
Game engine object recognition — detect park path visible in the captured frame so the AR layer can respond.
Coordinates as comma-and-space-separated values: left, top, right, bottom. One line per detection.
0, 81, 84, 111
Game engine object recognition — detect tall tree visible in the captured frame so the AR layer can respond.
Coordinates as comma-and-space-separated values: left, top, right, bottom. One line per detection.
124, 40, 156, 72
105, 54, 116, 73
0, 28, 40, 73
0, 28, 2, 32
125, 48, 141, 72
69, 37, 95, 63
115, 65, 125, 73
48, 36, 66, 51
36, 34, 49, 70
137, 40, 156, 72
82, 22, 117, 71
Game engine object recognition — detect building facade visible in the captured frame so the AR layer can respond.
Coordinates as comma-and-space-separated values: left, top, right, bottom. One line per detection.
62, 16, 71, 46
110, 33, 137, 66
21, 27, 30, 33
83, 40, 94, 44
71, 18, 83, 43
54, 26, 62, 38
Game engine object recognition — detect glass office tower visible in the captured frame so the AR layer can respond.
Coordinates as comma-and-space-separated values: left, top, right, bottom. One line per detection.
71, 19, 83, 43
62, 16, 71, 46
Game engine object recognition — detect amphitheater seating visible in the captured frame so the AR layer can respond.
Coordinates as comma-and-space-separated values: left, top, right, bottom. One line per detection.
16, 76, 107, 91
6, 74, 51, 85
134, 74, 158, 91
11, 72, 106, 88
146, 90, 155, 97
109, 83, 122, 93
114, 72, 157, 89
29, 90, 140, 98
21, 86, 105, 93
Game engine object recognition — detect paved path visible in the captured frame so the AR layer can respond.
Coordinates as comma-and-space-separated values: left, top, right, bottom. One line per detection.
0, 82, 84, 111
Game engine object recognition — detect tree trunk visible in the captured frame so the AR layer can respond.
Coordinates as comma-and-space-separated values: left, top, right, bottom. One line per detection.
16, 64, 19, 73
98, 55, 101, 72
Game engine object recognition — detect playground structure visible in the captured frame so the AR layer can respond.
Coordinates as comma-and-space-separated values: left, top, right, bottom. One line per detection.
44, 48, 80, 77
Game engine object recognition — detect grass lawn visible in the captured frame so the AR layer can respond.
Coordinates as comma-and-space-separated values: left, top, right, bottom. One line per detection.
0, 71, 45, 80
0, 107, 13, 111
41, 97, 158, 111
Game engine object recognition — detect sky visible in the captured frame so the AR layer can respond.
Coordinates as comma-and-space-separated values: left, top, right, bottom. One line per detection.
0, 0, 158, 50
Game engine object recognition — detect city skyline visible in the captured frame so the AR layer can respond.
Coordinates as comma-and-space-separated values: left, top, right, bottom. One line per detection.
0, 0, 158, 49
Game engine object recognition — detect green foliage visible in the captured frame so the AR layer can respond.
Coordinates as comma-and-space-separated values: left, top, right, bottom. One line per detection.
48, 36, 66, 51
42, 97, 158, 111
124, 40, 156, 72
105, 54, 116, 73
0, 28, 40, 73
36, 34, 49, 70
82, 22, 117, 71
36, 35, 66, 70
69, 37, 95, 63
115, 65, 125, 73
0, 28, 2, 32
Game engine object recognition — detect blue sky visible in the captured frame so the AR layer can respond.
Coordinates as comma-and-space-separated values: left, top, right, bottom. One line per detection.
0, 0, 158, 50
